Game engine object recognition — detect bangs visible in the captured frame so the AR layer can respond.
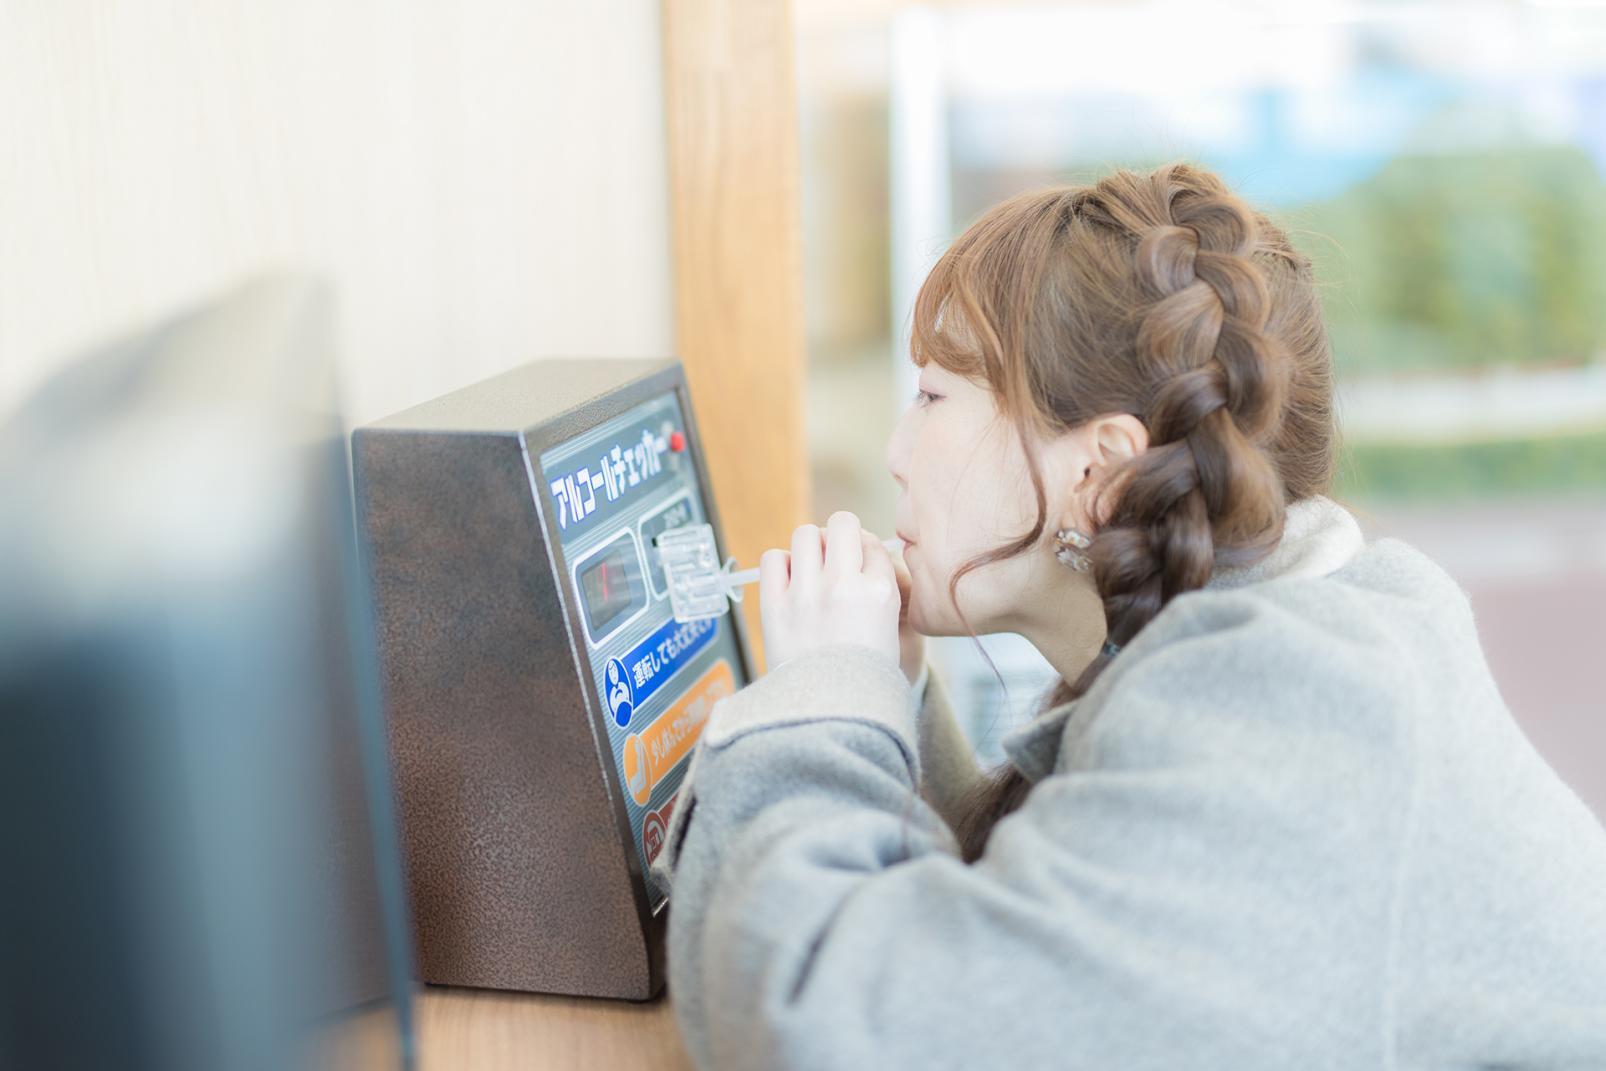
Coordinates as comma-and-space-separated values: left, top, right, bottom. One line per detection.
908, 187, 1074, 427
908, 232, 996, 382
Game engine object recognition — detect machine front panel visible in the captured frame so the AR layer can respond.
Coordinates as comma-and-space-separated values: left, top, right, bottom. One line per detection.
538, 390, 748, 911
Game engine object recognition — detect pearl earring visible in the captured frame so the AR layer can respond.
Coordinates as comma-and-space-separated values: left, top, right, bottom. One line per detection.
1053, 527, 1093, 572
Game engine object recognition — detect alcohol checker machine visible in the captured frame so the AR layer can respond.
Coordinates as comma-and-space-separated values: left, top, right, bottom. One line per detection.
352, 357, 755, 1000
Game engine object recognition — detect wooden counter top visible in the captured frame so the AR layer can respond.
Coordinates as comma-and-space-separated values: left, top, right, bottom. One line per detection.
414, 986, 692, 1070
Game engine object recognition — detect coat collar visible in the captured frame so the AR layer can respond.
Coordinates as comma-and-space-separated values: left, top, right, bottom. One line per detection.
997, 494, 1367, 784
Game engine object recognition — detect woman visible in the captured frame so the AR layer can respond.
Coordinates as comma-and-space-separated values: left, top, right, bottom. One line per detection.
648, 163, 1606, 1069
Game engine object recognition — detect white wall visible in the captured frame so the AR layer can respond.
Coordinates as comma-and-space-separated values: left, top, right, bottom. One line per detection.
0, 0, 676, 426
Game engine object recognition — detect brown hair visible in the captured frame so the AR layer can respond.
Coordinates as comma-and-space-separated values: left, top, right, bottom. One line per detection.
910, 162, 1338, 862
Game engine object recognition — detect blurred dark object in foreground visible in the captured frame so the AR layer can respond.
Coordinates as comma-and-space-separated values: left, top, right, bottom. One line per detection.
0, 278, 415, 1070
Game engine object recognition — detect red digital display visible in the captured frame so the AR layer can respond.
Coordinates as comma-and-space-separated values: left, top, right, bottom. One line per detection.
579, 539, 641, 636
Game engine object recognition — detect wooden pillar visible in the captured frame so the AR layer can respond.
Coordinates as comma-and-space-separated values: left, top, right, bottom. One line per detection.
661, 0, 809, 671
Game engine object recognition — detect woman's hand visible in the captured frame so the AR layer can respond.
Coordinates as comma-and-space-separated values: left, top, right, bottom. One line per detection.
884, 536, 928, 688
759, 511, 901, 674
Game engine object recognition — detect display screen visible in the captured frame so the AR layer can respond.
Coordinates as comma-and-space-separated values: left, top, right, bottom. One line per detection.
578, 535, 645, 638
538, 391, 749, 914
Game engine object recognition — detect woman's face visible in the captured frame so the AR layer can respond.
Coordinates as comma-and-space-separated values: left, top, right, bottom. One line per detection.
885, 362, 1082, 637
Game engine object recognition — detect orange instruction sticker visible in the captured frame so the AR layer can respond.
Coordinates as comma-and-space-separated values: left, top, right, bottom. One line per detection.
622, 659, 734, 806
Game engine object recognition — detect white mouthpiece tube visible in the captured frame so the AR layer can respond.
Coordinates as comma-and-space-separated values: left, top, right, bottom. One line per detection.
724, 537, 904, 589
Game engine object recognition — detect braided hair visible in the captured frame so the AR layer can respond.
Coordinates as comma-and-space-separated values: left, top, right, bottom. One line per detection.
908, 163, 1339, 862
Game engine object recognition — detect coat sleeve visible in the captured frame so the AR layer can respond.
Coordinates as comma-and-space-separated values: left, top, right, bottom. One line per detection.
650, 605, 1417, 1071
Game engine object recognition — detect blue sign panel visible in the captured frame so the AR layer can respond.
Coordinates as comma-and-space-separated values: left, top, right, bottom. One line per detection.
609, 616, 718, 727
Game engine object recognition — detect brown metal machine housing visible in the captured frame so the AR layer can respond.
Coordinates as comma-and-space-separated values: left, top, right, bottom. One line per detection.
352, 357, 755, 1000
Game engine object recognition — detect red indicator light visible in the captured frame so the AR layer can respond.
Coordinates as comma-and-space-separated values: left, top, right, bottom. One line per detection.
669, 431, 686, 453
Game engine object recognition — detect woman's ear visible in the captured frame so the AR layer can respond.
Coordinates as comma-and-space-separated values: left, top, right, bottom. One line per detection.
1092, 413, 1149, 467
1063, 413, 1148, 487
1060, 413, 1149, 529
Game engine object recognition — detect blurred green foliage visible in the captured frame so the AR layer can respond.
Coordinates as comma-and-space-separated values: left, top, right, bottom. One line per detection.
1336, 429, 1606, 500
1280, 146, 1606, 499
1290, 146, 1606, 376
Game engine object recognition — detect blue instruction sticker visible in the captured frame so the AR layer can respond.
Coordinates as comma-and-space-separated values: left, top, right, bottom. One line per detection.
617, 616, 718, 714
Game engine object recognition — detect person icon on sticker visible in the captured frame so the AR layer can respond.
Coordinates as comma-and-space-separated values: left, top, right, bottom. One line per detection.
605, 657, 634, 727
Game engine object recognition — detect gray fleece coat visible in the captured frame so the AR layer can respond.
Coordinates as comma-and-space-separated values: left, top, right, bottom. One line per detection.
648, 495, 1606, 1069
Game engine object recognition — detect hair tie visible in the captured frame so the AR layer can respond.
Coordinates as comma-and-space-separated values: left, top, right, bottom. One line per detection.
1101, 639, 1123, 658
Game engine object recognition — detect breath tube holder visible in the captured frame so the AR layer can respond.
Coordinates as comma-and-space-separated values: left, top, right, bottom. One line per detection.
656, 522, 903, 623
